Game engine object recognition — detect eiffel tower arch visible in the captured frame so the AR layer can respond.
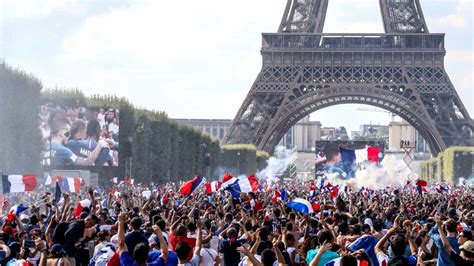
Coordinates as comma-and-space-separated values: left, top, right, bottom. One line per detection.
223, 0, 473, 155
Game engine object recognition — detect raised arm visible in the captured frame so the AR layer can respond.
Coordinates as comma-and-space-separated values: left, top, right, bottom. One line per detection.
152, 225, 169, 262
237, 245, 263, 266
45, 215, 56, 247
435, 215, 454, 253
141, 193, 155, 217
117, 212, 128, 254
375, 224, 398, 254
309, 241, 332, 266
194, 220, 203, 256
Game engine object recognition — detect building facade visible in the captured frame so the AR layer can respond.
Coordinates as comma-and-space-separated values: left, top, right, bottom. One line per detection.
358, 124, 389, 139
388, 120, 430, 153
174, 116, 321, 152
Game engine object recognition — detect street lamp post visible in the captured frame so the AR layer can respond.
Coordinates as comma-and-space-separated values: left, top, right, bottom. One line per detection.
205, 152, 211, 179
237, 151, 241, 175
201, 143, 209, 178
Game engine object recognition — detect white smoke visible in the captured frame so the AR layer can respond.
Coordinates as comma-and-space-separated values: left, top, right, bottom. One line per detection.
327, 154, 413, 190
257, 146, 297, 185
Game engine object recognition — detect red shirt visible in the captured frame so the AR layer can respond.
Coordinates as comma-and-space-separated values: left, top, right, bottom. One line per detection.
169, 232, 196, 251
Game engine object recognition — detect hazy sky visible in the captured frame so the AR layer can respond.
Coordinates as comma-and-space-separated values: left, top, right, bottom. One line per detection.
1, 0, 472, 133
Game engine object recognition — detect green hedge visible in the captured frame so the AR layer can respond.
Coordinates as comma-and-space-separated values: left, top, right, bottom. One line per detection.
441, 146, 474, 184
429, 158, 438, 182
418, 146, 474, 185
220, 144, 257, 176
256, 150, 270, 171
419, 161, 428, 181
0, 63, 42, 175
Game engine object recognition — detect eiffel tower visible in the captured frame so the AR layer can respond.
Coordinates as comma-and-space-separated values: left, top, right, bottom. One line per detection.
223, 0, 473, 155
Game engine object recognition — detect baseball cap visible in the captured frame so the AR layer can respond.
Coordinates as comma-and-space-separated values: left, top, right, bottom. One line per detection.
50, 243, 65, 256
99, 225, 113, 231
364, 218, 373, 227
460, 241, 474, 253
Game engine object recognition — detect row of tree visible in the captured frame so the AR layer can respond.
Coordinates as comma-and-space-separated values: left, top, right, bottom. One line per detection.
0, 63, 269, 184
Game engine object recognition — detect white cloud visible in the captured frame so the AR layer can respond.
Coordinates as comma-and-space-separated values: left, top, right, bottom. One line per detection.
434, 0, 473, 29
48, 0, 288, 118
0, 0, 81, 20
2, 0, 472, 127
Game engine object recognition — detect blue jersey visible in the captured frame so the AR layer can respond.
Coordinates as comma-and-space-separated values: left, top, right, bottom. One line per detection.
322, 164, 348, 179
67, 139, 113, 166
47, 143, 78, 168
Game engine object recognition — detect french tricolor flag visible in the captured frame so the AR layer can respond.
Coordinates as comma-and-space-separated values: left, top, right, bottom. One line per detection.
204, 181, 221, 195
221, 173, 237, 188
435, 183, 449, 194
6, 205, 28, 222
110, 177, 119, 184
120, 178, 135, 186
1, 175, 36, 193
272, 189, 288, 203
61, 177, 82, 193
226, 175, 260, 198
74, 199, 91, 217
179, 176, 206, 196
286, 198, 314, 214
309, 182, 316, 199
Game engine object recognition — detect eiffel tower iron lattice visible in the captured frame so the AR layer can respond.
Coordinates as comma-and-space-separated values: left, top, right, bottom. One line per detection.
223, 0, 473, 155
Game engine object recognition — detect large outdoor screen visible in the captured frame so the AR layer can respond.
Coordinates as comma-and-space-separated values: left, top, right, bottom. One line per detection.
40, 104, 119, 168
315, 140, 385, 179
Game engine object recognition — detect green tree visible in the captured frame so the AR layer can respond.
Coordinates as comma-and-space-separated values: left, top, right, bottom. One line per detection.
0, 63, 42, 174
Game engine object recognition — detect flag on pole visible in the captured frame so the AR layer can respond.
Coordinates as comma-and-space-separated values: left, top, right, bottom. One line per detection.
7, 205, 28, 223
61, 177, 82, 193
221, 173, 237, 188
120, 178, 135, 186
204, 181, 222, 195
435, 184, 449, 194
415, 179, 428, 195
272, 189, 288, 203
179, 176, 206, 196
1, 175, 36, 193
226, 175, 260, 198
54, 182, 62, 204
74, 199, 91, 217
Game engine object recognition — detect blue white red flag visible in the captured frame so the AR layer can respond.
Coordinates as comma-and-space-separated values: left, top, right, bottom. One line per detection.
226, 175, 260, 198
179, 176, 206, 196
285, 198, 313, 214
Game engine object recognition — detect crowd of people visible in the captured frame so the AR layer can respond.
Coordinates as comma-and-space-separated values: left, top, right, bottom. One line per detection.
0, 177, 472, 266
39, 104, 119, 168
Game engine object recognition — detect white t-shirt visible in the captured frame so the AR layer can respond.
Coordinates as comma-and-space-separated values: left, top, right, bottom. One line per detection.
209, 235, 219, 251
200, 248, 218, 266
108, 122, 119, 134
98, 113, 105, 128
179, 254, 200, 266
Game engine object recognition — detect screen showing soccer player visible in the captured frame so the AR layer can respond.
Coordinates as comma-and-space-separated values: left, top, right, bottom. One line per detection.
40, 104, 119, 168
315, 141, 384, 179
